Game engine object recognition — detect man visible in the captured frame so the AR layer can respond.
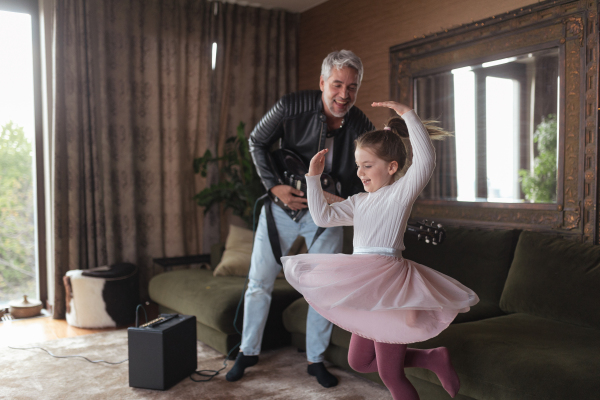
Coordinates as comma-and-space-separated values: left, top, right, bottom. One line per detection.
225, 50, 375, 388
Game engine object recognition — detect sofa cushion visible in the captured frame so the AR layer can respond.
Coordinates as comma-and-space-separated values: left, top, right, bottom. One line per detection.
149, 269, 301, 334
212, 225, 255, 277
403, 227, 520, 323
500, 231, 600, 329
282, 297, 308, 336
213, 225, 307, 278
406, 313, 600, 400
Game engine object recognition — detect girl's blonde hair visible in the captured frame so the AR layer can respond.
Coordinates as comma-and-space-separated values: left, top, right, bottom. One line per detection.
355, 116, 451, 177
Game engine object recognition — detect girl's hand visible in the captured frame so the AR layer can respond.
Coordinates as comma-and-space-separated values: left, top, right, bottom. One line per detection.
307, 149, 328, 177
371, 101, 412, 116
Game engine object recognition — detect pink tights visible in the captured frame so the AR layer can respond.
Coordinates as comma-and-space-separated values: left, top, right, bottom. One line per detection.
348, 334, 460, 399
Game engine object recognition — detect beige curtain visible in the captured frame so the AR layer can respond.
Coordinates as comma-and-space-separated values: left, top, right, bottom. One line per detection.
50, 0, 297, 318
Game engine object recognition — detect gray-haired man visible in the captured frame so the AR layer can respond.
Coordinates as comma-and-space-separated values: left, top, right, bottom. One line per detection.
226, 50, 375, 387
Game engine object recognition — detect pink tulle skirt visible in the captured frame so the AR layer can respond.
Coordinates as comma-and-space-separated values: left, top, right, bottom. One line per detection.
281, 253, 479, 344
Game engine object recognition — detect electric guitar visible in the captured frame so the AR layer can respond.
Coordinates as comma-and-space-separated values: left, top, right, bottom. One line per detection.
268, 148, 340, 221
267, 149, 446, 245
406, 219, 446, 245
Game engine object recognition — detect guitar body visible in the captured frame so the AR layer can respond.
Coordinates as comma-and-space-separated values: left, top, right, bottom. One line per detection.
406, 220, 446, 245
268, 148, 340, 221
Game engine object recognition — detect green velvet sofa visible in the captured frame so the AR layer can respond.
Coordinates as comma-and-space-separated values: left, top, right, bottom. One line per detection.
148, 245, 302, 358
283, 228, 600, 399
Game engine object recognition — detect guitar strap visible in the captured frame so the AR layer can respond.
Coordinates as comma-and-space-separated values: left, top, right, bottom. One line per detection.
264, 198, 327, 266
264, 199, 283, 265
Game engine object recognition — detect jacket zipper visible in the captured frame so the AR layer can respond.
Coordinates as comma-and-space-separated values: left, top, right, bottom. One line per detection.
318, 120, 324, 151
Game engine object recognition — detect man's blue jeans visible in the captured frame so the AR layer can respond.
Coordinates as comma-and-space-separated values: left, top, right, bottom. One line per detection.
240, 204, 343, 363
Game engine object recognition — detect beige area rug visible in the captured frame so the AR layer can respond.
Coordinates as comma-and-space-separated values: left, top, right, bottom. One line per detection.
1, 330, 392, 399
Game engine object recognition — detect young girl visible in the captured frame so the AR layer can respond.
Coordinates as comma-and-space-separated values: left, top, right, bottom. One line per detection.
281, 101, 479, 400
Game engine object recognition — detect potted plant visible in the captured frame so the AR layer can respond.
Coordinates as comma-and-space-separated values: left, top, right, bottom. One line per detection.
193, 122, 265, 228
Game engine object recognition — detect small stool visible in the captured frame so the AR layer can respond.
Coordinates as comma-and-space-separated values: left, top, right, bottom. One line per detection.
64, 263, 139, 328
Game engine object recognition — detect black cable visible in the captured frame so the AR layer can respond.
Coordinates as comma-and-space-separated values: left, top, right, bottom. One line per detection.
190, 193, 268, 383
7, 345, 128, 365
8, 303, 151, 365
190, 360, 228, 382
135, 303, 148, 328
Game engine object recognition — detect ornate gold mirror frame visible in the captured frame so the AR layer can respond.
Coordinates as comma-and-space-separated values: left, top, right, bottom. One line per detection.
390, 0, 598, 243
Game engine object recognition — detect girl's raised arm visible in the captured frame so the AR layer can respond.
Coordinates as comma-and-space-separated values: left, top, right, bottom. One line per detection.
306, 150, 355, 227
372, 101, 436, 205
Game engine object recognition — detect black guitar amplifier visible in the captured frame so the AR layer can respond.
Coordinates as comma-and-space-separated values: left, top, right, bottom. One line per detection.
128, 314, 197, 390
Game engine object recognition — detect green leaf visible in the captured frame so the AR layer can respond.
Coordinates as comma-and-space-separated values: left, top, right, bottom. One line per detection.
0, 121, 36, 294
193, 123, 265, 227
519, 114, 557, 203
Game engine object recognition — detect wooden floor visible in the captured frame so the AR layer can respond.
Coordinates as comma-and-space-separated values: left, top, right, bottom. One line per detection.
0, 314, 121, 347
1, 303, 160, 346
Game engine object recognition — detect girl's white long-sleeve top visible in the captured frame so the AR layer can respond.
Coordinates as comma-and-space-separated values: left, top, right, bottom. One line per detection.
306, 110, 435, 252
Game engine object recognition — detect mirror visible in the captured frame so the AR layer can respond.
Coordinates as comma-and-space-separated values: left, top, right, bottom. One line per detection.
390, 0, 599, 241
415, 48, 559, 203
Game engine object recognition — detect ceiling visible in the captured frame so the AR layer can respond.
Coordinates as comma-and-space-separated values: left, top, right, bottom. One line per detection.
221, 0, 328, 13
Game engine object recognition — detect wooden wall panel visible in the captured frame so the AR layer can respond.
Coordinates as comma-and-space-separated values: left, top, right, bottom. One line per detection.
299, 0, 540, 125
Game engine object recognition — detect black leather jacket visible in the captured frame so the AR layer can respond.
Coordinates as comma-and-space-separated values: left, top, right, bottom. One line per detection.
249, 90, 375, 205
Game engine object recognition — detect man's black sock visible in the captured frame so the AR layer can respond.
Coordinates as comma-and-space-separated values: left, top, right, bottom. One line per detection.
307, 362, 338, 388
225, 353, 259, 382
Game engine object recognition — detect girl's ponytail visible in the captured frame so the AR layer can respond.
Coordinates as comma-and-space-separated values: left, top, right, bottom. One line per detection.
356, 113, 453, 180
384, 116, 452, 140
384, 117, 409, 138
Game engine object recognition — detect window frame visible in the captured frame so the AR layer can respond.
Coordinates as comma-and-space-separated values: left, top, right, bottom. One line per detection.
0, 0, 47, 306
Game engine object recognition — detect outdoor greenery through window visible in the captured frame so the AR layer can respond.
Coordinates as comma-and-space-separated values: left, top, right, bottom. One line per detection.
0, 10, 37, 306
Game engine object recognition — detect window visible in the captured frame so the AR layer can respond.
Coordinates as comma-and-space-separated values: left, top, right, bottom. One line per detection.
212, 42, 217, 70
0, 0, 45, 308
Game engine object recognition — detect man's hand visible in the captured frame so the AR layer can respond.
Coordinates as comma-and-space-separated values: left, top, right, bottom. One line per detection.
270, 185, 308, 211
307, 149, 328, 177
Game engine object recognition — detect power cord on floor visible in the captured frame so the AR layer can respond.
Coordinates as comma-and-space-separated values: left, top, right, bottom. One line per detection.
7, 345, 128, 365
189, 332, 245, 382
7, 302, 154, 365
190, 193, 268, 383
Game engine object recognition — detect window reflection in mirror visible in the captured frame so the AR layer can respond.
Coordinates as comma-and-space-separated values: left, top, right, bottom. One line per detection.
415, 48, 559, 203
